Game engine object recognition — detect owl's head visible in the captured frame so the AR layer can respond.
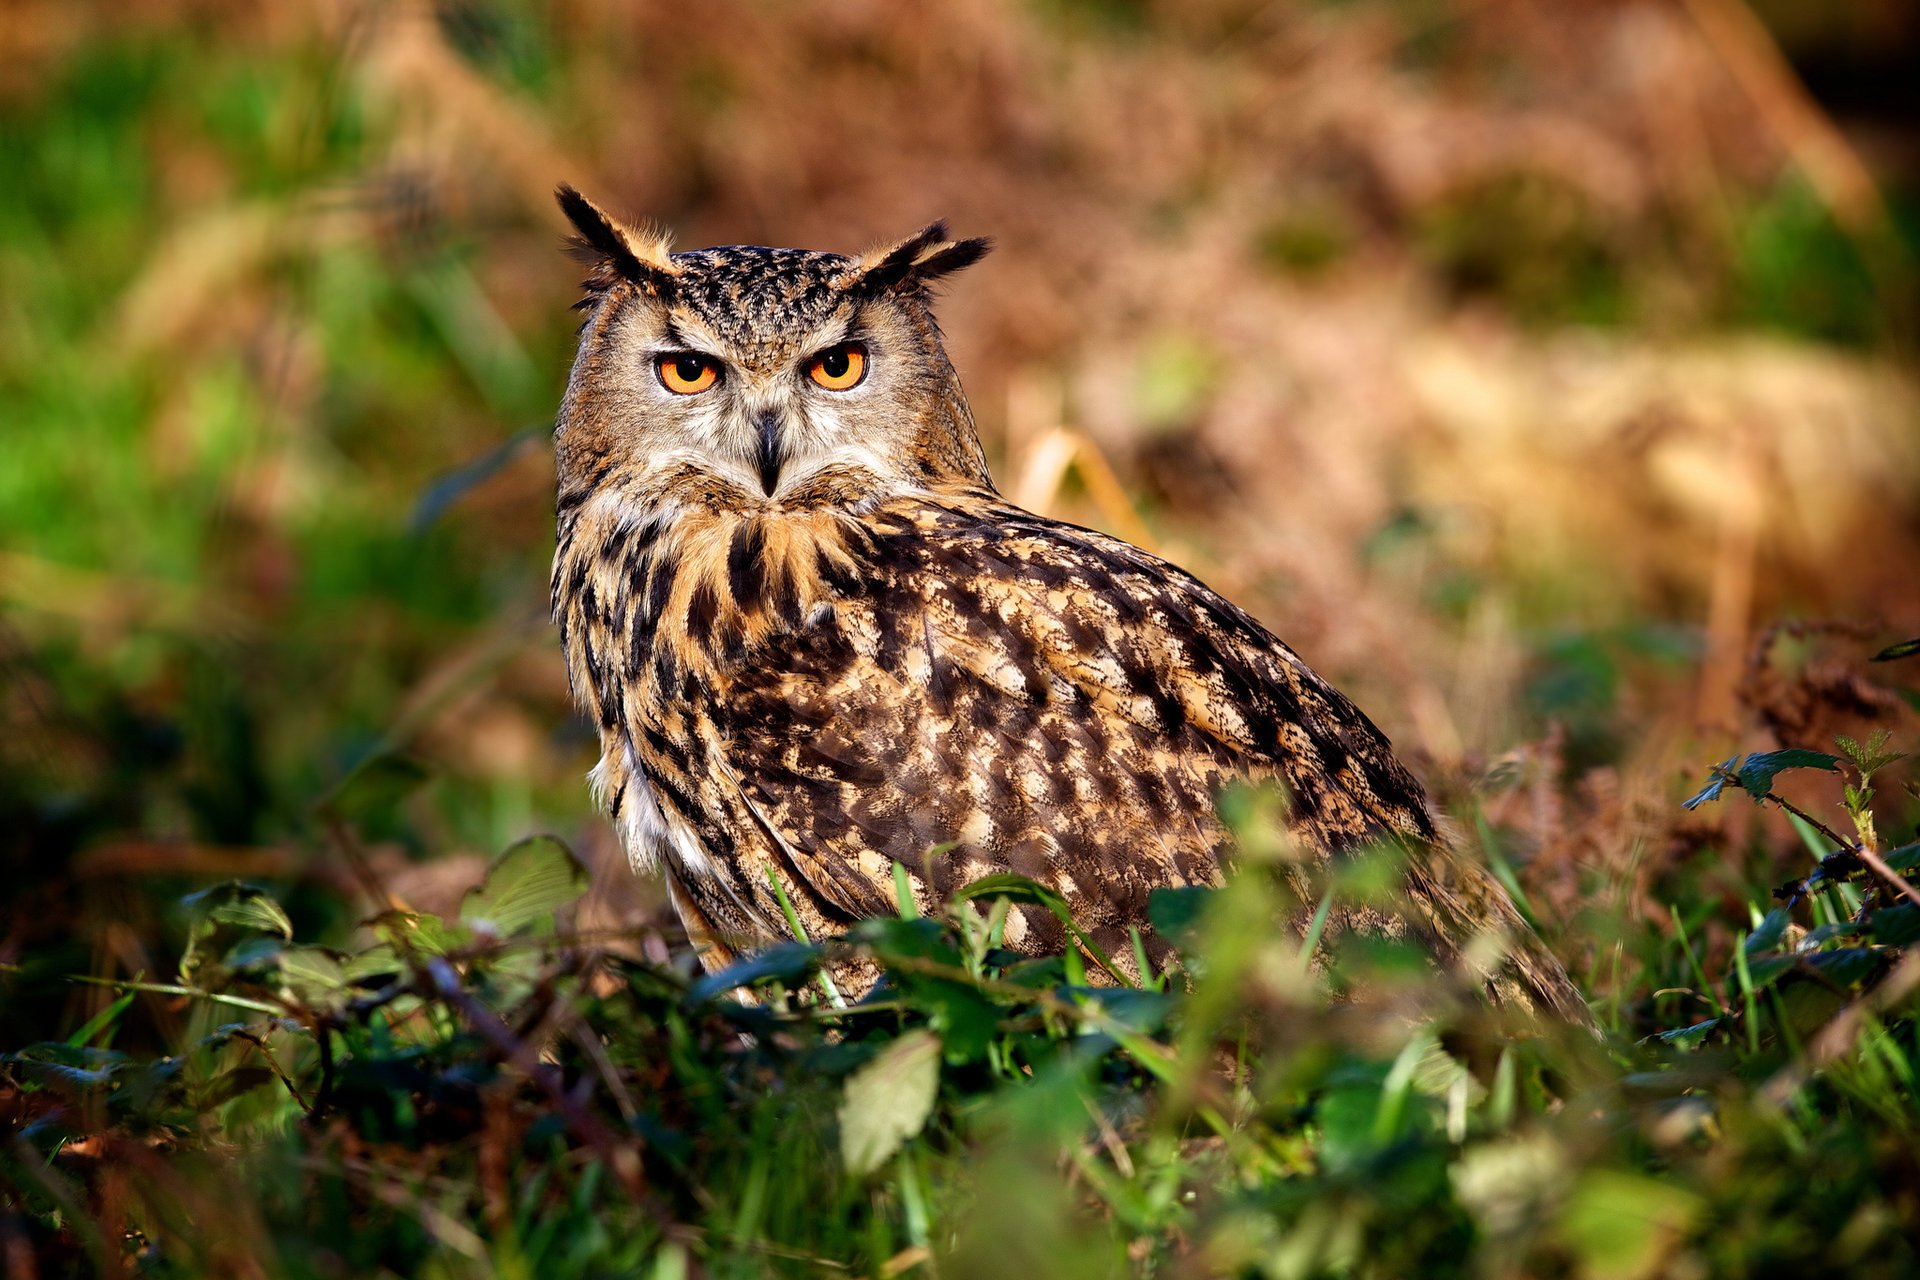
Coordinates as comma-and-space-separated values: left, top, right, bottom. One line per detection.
553, 186, 993, 514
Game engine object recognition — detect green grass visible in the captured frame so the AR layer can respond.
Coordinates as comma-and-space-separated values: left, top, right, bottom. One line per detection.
5, 787, 1919, 1277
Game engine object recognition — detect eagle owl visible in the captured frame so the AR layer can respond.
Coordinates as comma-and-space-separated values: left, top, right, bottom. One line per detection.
549, 185, 1585, 1019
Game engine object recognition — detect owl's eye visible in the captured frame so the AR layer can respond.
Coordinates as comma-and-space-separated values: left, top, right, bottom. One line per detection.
657, 353, 720, 395
807, 343, 867, 392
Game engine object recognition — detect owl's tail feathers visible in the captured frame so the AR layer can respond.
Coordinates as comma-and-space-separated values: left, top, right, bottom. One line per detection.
1402, 842, 1599, 1032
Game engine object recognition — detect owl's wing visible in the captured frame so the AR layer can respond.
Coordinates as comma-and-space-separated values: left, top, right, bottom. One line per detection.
703, 494, 1439, 963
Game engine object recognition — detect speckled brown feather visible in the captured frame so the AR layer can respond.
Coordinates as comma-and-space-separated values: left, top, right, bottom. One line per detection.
549, 188, 1587, 1021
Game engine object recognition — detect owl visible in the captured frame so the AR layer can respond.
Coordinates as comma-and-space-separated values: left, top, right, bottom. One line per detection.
549, 184, 1586, 1019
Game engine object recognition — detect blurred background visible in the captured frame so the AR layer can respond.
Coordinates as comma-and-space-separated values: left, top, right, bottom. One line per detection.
4, 0, 1918, 1040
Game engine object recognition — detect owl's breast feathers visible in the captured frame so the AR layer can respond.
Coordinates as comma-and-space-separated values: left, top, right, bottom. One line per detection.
554, 482, 1581, 1015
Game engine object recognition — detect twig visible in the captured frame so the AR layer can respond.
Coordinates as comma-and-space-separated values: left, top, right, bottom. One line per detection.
1856, 846, 1920, 911
1759, 787, 1852, 853
229, 1029, 313, 1114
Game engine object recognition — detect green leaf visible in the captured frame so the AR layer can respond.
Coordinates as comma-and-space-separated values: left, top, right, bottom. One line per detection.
949, 874, 1130, 984
1804, 948, 1887, 988
1743, 908, 1790, 957
181, 882, 294, 940
686, 942, 822, 1004
459, 835, 589, 938
1872, 905, 1920, 948
1066, 986, 1175, 1035
1744, 955, 1796, 991
2, 1043, 126, 1092
1835, 729, 1905, 777
838, 1030, 941, 1177
1681, 757, 1741, 810
1146, 885, 1214, 950
1556, 1170, 1702, 1280
951, 873, 1073, 918
1883, 841, 1920, 875
278, 946, 349, 1009
1654, 1019, 1720, 1049
1870, 637, 1920, 663
1735, 750, 1841, 800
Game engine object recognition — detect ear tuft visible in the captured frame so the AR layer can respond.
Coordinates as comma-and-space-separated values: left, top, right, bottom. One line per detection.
555, 184, 678, 294
856, 221, 993, 295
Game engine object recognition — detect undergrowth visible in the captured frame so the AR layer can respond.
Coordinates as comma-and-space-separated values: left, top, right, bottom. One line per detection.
5, 731, 1919, 1277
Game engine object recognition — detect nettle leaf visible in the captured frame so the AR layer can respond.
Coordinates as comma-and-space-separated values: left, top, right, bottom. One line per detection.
371, 909, 468, 957
1743, 955, 1796, 991
1735, 750, 1841, 800
1884, 841, 1920, 875
278, 946, 349, 1009
1835, 730, 1905, 777
839, 1030, 941, 1177
460, 835, 589, 939
1743, 908, 1790, 957
1872, 905, 1920, 948
2, 1043, 127, 1092
1067, 986, 1176, 1035
1683, 751, 1843, 809
181, 882, 294, 940
1681, 757, 1740, 810
686, 941, 822, 1005
1654, 1019, 1720, 1050
1147, 885, 1215, 950
1804, 948, 1888, 988
1870, 637, 1920, 663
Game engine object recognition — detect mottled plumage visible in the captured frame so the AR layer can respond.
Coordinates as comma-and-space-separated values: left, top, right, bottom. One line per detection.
549, 185, 1585, 1019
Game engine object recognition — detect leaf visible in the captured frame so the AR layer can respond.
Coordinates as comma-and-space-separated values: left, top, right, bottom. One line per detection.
948, 874, 1130, 985
686, 942, 822, 1004
370, 908, 468, 957
181, 882, 294, 940
838, 1030, 941, 1177
1146, 886, 1214, 950
1067, 986, 1176, 1035
1653, 1019, 1720, 1049
278, 946, 349, 1009
1803, 948, 1887, 988
1743, 955, 1796, 991
1835, 729, 1905, 777
1870, 637, 1920, 663
1556, 1170, 1701, 1280
918, 983, 1003, 1064
1872, 905, 1920, 948
951, 873, 1074, 920
1743, 908, 1790, 957
1884, 841, 1920, 875
459, 835, 589, 938
1681, 757, 1741, 810
2, 1043, 126, 1092
1735, 750, 1841, 800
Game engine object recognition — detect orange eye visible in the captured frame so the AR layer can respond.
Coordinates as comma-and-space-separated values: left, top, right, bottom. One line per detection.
807, 343, 867, 391
657, 353, 720, 395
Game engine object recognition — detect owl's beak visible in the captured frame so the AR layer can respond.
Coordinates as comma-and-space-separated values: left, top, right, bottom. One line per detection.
754, 409, 785, 497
